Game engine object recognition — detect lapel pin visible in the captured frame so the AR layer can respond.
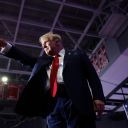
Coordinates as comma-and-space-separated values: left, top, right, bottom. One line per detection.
68, 52, 71, 55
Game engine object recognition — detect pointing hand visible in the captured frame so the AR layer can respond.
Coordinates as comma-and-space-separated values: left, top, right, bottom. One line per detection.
0, 38, 7, 48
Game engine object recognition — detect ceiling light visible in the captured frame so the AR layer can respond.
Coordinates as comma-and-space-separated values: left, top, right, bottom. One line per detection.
1, 76, 8, 84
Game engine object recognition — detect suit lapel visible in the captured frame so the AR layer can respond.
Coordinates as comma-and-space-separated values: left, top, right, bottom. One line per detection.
29, 55, 53, 80
63, 50, 72, 71
63, 49, 80, 73
40, 55, 53, 66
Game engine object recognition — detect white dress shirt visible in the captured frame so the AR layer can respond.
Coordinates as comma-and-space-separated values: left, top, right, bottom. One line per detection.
47, 49, 65, 83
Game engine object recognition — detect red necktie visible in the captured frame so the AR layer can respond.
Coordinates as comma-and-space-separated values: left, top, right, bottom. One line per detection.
50, 55, 59, 97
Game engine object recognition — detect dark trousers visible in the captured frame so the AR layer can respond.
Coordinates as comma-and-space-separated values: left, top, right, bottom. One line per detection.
47, 84, 96, 128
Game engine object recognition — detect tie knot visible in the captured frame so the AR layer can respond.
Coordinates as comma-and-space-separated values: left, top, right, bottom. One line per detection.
55, 54, 60, 57
53, 55, 59, 66
54, 55, 59, 59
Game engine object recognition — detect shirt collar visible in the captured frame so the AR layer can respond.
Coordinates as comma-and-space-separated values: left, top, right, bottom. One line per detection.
59, 49, 65, 57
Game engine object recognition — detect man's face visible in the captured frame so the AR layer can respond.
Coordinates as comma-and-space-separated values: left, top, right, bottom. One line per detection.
40, 39, 57, 56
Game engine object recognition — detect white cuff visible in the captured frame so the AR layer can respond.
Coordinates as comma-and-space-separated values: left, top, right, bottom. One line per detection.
0, 42, 12, 54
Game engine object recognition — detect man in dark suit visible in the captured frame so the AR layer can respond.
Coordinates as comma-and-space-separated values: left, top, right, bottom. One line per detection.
0, 32, 105, 128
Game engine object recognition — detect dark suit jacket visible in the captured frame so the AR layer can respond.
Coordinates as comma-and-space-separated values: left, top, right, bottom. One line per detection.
6, 46, 105, 118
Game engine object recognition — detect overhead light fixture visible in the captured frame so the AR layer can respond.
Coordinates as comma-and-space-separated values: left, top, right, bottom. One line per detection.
1, 76, 8, 84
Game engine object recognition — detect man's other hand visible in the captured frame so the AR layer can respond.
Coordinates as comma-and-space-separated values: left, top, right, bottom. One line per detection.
94, 100, 105, 116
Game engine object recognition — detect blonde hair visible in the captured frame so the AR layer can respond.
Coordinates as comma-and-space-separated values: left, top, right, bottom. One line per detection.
39, 32, 62, 43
